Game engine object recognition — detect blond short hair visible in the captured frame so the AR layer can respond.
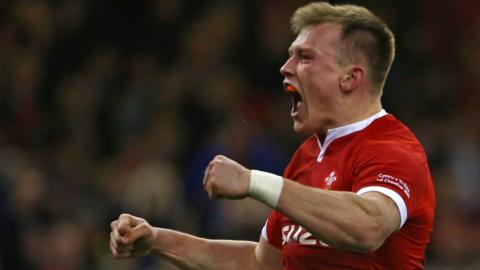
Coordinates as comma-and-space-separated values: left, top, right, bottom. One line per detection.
291, 2, 395, 94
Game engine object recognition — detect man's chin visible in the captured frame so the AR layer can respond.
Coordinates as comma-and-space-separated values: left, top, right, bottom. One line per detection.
293, 122, 312, 135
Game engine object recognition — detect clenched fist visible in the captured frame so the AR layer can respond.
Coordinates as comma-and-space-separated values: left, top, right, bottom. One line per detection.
109, 213, 156, 259
203, 155, 251, 199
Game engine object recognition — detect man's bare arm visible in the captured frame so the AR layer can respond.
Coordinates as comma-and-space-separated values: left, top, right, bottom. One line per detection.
110, 214, 282, 270
204, 155, 401, 253
277, 181, 400, 252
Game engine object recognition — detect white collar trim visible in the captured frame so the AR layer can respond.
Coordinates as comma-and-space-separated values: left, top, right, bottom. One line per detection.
316, 109, 388, 162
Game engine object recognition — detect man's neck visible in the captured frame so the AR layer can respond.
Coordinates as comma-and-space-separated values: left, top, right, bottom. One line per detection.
316, 100, 383, 142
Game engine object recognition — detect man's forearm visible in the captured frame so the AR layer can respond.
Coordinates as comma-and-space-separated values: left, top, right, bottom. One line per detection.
151, 228, 259, 270
275, 180, 398, 252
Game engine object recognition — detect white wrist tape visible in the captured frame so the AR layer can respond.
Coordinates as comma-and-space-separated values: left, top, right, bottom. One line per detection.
249, 170, 284, 208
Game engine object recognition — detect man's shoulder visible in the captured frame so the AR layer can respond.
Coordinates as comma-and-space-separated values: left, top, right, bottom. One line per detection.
366, 114, 411, 136
347, 116, 430, 179
361, 114, 423, 149
349, 114, 428, 165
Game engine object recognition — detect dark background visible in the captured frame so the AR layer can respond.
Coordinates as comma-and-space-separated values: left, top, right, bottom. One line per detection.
0, 0, 479, 269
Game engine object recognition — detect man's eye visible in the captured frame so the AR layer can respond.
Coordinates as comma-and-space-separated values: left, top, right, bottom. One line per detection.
299, 54, 311, 61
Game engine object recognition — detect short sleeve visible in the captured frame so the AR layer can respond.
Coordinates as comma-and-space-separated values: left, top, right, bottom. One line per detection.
261, 210, 283, 249
351, 143, 428, 228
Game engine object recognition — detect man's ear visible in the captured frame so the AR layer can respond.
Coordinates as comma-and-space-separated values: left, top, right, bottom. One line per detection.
339, 66, 365, 93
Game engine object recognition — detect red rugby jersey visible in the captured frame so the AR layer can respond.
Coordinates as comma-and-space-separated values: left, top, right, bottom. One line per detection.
262, 110, 435, 269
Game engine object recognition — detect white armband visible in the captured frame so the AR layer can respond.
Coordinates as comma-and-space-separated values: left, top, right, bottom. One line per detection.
249, 170, 284, 208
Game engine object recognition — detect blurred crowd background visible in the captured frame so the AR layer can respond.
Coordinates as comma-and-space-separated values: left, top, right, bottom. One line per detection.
0, 0, 479, 269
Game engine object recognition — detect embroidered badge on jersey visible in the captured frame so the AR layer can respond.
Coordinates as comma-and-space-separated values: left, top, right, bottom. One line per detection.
324, 171, 337, 189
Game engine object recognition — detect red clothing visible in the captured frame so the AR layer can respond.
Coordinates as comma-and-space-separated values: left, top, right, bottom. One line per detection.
262, 111, 436, 269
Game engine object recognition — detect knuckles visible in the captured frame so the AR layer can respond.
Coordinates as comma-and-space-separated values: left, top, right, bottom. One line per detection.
110, 220, 118, 229
204, 155, 248, 199
109, 214, 151, 259
119, 213, 131, 219
137, 222, 149, 232
214, 155, 225, 161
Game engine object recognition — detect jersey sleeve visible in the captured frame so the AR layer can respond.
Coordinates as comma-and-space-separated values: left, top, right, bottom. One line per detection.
261, 210, 283, 249
351, 143, 428, 228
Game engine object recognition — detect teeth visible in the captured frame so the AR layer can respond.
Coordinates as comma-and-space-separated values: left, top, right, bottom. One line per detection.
291, 92, 301, 112
285, 84, 302, 114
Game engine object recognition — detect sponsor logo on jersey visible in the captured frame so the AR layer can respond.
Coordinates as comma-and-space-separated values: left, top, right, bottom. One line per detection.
376, 173, 410, 198
282, 224, 329, 247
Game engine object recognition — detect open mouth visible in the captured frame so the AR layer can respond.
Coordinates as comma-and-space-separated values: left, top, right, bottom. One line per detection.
284, 84, 303, 113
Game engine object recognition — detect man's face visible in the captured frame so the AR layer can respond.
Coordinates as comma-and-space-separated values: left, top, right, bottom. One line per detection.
280, 23, 345, 135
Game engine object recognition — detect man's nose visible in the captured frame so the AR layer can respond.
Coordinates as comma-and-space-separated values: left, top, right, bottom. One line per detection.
280, 57, 295, 77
